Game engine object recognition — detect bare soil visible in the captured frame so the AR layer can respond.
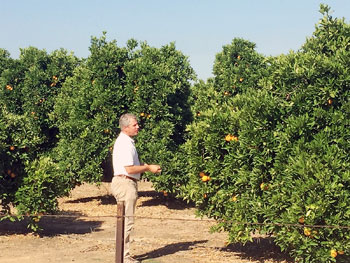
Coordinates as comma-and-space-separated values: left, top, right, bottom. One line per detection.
0, 181, 292, 263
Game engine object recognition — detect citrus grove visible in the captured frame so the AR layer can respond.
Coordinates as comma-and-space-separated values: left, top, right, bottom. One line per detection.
1, 4, 349, 263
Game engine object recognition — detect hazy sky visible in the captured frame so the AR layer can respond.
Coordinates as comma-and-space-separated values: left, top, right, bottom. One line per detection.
1, 0, 350, 80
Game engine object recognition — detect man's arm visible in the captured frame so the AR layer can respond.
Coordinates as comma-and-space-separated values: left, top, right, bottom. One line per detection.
125, 164, 161, 174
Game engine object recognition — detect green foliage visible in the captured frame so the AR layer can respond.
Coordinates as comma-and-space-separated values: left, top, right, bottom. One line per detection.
51, 33, 195, 194
15, 156, 70, 231
213, 38, 268, 96
0, 47, 79, 216
182, 5, 350, 263
0, 34, 194, 221
1, 5, 349, 263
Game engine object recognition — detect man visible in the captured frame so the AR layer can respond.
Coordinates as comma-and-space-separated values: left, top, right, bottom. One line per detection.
111, 113, 161, 263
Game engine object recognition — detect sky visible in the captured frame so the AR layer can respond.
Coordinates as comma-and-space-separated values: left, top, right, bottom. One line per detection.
1, 0, 350, 80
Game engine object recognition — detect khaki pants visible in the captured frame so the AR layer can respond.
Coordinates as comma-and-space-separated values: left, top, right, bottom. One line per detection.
111, 176, 138, 259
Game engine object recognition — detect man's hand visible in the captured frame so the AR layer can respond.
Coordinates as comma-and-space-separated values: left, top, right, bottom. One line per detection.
146, 164, 162, 174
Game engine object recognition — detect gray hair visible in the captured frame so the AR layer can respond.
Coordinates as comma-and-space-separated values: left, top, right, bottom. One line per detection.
119, 113, 137, 129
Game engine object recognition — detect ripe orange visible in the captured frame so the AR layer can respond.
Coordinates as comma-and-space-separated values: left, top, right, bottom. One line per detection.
9, 146, 15, 151
338, 250, 344, 255
6, 85, 13, 91
225, 134, 233, 142
304, 228, 311, 236
140, 112, 145, 117
232, 195, 237, 202
7, 169, 11, 175
10, 172, 16, 178
239, 78, 244, 82
298, 216, 305, 224
163, 191, 168, 197
260, 182, 268, 191
330, 249, 337, 258
199, 172, 206, 177
225, 134, 238, 142
201, 175, 210, 182
328, 98, 333, 105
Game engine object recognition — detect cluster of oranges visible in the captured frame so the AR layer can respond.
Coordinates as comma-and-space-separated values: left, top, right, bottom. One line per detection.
303, 227, 318, 239
330, 249, 344, 258
140, 112, 151, 119
303, 226, 345, 257
225, 134, 238, 142
6, 84, 13, 91
7, 169, 16, 178
50, 75, 58, 87
199, 172, 211, 182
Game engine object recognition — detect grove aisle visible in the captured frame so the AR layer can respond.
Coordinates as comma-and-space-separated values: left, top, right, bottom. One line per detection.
0, 181, 291, 263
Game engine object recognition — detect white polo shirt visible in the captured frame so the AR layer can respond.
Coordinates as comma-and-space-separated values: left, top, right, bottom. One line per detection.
112, 131, 141, 180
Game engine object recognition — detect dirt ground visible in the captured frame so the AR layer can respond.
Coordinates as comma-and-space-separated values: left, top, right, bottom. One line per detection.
0, 181, 292, 263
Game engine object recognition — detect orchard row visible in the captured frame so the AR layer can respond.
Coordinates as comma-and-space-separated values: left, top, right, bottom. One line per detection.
1, 5, 349, 263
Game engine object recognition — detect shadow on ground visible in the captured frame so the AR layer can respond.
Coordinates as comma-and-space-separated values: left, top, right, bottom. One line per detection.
138, 190, 195, 210
0, 211, 103, 237
64, 194, 117, 205
136, 237, 294, 263
136, 240, 208, 261
222, 237, 293, 263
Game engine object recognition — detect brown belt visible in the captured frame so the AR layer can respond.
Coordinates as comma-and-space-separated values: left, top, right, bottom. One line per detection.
116, 174, 138, 182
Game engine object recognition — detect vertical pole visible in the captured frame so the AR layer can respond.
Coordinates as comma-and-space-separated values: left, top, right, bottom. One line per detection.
116, 201, 125, 263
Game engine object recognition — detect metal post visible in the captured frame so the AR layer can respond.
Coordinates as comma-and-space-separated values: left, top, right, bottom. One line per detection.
116, 201, 125, 263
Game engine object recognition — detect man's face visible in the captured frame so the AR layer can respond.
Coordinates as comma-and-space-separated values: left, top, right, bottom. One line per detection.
123, 118, 139, 137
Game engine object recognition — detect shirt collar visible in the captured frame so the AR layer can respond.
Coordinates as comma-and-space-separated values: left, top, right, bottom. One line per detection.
120, 131, 135, 143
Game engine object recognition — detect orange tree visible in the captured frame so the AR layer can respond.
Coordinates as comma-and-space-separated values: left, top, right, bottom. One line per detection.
50, 34, 195, 196
181, 5, 350, 263
125, 41, 195, 193
181, 37, 269, 229
261, 5, 350, 262
0, 47, 79, 220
